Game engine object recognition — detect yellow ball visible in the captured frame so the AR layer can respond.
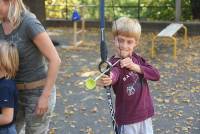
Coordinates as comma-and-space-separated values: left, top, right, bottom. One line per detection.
85, 77, 96, 90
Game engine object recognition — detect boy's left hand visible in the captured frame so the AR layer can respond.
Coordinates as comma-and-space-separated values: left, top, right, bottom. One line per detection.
120, 57, 135, 69
97, 74, 112, 87
120, 57, 142, 73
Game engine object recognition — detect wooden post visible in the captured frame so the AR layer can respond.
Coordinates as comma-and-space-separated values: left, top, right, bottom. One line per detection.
175, 0, 181, 22
73, 21, 77, 45
81, 6, 85, 42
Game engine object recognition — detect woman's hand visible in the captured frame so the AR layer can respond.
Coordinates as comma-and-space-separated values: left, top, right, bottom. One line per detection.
35, 93, 49, 116
97, 74, 112, 87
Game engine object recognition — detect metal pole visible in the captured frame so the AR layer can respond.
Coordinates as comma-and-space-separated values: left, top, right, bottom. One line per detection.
175, 0, 181, 22
66, 0, 68, 19
99, 0, 118, 133
138, 0, 140, 20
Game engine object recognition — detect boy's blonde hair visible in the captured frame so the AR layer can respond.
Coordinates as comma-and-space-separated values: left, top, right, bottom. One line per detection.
112, 17, 141, 42
7, 0, 27, 29
0, 40, 19, 79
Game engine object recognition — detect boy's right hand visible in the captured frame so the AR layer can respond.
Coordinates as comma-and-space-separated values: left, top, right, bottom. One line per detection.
97, 74, 112, 87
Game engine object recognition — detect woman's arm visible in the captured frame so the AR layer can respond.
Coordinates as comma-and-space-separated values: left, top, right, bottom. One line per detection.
33, 32, 61, 116
0, 108, 14, 125
33, 32, 61, 97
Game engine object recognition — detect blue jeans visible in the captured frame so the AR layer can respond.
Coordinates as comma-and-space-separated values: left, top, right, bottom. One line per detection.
0, 124, 17, 134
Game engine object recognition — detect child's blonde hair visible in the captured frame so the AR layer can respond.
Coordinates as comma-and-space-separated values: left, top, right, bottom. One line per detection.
112, 17, 141, 42
0, 40, 19, 79
7, 0, 27, 29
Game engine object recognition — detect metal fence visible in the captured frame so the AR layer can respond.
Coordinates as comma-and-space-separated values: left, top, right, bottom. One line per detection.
45, 2, 191, 21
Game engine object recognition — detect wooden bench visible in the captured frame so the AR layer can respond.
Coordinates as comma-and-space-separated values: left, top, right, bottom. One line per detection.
151, 23, 188, 59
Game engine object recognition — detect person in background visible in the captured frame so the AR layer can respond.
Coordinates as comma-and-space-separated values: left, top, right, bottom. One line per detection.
0, 0, 61, 134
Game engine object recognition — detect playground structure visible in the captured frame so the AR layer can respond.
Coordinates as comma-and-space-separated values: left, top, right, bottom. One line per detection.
71, 5, 96, 46
71, 5, 85, 46
151, 23, 188, 59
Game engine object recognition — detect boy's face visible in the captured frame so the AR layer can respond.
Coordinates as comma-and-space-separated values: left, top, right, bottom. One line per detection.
0, 0, 9, 19
113, 35, 137, 58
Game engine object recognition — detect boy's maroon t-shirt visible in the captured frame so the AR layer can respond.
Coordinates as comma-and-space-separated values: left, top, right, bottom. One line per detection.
109, 53, 160, 126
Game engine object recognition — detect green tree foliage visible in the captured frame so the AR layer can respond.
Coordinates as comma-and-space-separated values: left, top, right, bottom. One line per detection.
45, 0, 193, 21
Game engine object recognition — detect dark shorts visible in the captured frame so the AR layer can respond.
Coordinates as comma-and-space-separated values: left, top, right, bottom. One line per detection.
0, 124, 17, 134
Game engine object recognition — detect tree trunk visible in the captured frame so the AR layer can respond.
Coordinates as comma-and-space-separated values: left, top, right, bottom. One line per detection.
23, 0, 46, 26
190, 0, 200, 19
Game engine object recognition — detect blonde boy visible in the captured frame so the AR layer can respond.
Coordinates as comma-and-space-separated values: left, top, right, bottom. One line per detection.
0, 40, 19, 134
98, 17, 160, 134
